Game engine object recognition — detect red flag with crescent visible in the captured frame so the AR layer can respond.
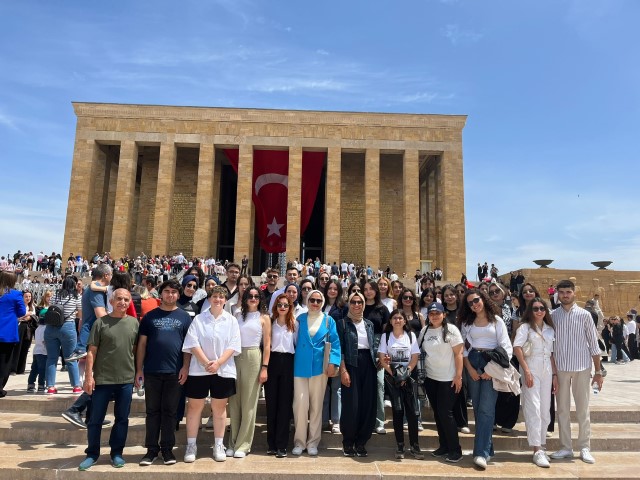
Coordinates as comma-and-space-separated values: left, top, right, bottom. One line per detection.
224, 149, 324, 254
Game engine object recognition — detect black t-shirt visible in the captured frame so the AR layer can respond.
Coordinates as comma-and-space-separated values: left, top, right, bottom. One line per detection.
139, 307, 192, 374
363, 303, 390, 335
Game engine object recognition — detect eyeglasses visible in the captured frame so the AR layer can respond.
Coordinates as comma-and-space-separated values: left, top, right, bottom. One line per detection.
267, 274, 278, 279
402, 295, 414, 301
467, 297, 481, 307
350, 300, 364, 305
489, 290, 501, 296
247, 294, 260, 299
301, 286, 312, 291
532, 306, 546, 312
185, 283, 197, 289
276, 303, 290, 308
522, 290, 535, 294
308, 298, 323, 304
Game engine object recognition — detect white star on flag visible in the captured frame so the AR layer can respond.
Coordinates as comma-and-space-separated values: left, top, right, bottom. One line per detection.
266, 217, 284, 237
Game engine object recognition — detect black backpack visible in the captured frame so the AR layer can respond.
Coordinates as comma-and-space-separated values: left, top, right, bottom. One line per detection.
44, 296, 71, 327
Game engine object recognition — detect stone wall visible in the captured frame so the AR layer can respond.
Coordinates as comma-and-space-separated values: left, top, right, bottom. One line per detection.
168, 148, 199, 256
340, 153, 365, 264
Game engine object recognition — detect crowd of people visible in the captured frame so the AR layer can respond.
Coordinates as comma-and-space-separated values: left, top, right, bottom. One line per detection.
0, 251, 636, 471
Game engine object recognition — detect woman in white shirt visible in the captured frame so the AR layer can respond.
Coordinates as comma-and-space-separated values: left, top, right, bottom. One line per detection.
227, 287, 271, 458
420, 302, 464, 463
265, 294, 298, 458
458, 289, 513, 470
378, 309, 423, 460
285, 283, 308, 318
377, 277, 396, 313
182, 286, 241, 463
513, 298, 557, 468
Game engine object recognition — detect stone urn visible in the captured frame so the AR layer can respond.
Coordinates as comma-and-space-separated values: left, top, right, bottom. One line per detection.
533, 259, 554, 268
591, 261, 612, 270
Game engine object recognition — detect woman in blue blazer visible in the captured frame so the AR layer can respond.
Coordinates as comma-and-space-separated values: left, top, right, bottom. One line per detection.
291, 289, 340, 456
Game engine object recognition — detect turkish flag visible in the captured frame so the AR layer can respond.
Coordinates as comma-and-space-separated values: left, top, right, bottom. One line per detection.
223, 149, 324, 253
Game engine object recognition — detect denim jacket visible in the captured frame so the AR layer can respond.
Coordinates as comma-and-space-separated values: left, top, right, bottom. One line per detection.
337, 317, 376, 367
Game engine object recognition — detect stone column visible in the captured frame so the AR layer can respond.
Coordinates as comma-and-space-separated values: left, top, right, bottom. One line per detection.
324, 147, 341, 264
419, 177, 428, 265
427, 167, 437, 265
286, 146, 303, 262
62, 137, 100, 258
403, 149, 421, 276
151, 141, 176, 255
110, 140, 138, 258
233, 143, 254, 262
440, 149, 466, 280
365, 148, 380, 270
192, 143, 216, 257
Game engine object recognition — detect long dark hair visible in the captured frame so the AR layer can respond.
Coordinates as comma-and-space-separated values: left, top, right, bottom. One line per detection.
398, 287, 418, 317
363, 280, 382, 306
240, 286, 266, 318
517, 282, 541, 316
441, 284, 459, 309
382, 309, 411, 335
323, 279, 344, 309
419, 287, 437, 307
457, 288, 501, 327
521, 297, 554, 330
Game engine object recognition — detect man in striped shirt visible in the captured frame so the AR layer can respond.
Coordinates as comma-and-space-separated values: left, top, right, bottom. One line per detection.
550, 279, 603, 465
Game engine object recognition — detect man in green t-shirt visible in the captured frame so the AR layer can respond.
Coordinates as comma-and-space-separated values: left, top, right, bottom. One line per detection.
79, 288, 139, 471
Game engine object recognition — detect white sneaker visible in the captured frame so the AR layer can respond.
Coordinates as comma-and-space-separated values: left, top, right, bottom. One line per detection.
473, 456, 487, 469
533, 450, 550, 468
307, 446, 318, 456
213, 444, 226, 462
546, 431, 553, 438
184, 444, 197, 463
550, 448, 574, 459
233, 450, 246, 458
225, 448, 234, 457
384, 400, 392, 408
458, 426, 471, 434
375, 426, 387, 434
291, 446, 304, 456
580, 448, 595, 464
331, 424, 340, 434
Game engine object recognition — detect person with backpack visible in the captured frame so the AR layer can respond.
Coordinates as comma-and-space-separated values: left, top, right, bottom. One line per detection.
44, 276, 82, 394
378, 309, 423, 460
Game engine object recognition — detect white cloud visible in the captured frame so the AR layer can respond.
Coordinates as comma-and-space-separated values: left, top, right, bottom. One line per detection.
316, 49, 329, 56
442, 24, 483, 46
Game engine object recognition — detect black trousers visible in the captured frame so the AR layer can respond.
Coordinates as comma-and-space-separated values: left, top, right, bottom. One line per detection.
425, 377, 461, 455
452, 380, 468, 428
10, 322, 31, 374
628, 333, 637, 360
614, 338, 631, 361
145, 373, 182, 452
264, 352, 294, 450
0, 342, 17, 393
340, 350, 376, 448
387, 375, 419, 446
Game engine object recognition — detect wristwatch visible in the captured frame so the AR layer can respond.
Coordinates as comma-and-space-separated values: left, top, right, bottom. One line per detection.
594, 370, 603, 375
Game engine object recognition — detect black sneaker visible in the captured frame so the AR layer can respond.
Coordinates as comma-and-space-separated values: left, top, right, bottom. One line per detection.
395, 443, 405, 459
275, 449, 287, 458
139, 450, 158, 466
62, 410, 86, 429
162, 450, 177, 465
343, 446, 356, 457
266, 448, 277, 455
431, 446, 447, 457
445, 452, 463, 463
355, 445, 368, 457
409, 444, 424, 460
27, 384, 35, 393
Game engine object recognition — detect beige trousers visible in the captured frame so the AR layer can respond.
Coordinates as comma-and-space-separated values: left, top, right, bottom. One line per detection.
293, 374, 327, 449
228, 347, 262, 453
556, 368, 592, 451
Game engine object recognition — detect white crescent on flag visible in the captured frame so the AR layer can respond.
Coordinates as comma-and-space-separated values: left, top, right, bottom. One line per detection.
255, 173, 288, 196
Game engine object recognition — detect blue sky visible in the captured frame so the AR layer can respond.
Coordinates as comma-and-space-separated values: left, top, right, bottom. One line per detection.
1, 0, 638, 275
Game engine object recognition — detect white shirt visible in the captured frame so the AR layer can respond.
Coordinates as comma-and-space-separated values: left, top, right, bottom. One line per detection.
183, 308, 241, 378
460, 316, 513, 358
379, 330, 419, 368
513, 322, 554, 358
355, 320, 369, 349
236, 311, 263, 348
33, 324, 47, 355
421, 325, 463, 382
271, 321, 298, 354
626, 319, 637, 335
381, 297, 395, 313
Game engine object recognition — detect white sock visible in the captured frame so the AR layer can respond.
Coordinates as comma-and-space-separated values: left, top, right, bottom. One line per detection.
187, 437, 196, 446
215, 437, 223, 446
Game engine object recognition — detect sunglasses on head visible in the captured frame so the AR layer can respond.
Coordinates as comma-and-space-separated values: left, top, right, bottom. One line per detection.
467, 297, 481, 307
308, 298, 323, 304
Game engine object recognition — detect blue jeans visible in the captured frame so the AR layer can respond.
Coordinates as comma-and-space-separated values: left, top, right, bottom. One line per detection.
466, 349, 498, 458
322, 375, 342, 424
44, 322, 80, 388
28, 354, 47, 387
86, 383, 133, 458
76, 317, 97, 354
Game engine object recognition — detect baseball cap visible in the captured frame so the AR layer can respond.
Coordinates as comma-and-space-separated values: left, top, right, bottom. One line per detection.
427, 302, 445, 313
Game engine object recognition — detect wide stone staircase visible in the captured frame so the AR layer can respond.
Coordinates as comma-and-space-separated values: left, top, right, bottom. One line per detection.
1, 364, 640, 479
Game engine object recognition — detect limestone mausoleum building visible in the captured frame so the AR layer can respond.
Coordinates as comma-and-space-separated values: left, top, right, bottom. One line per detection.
63, 102, 466, 276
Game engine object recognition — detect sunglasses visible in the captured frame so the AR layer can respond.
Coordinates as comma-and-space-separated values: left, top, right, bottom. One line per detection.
522, 290, 535, 294
185, 283, 197, 289
532, 306, 546, 312
247, 294, 260, 300
350, 300, 364, 305
402, 295, 414, 301
489, 290, 501, 296
352, 289, 361, 293
319, 277, 329, 282
308, 298, 323, 304
267, 274, 278, 279
276, 303, 290, 308
301, 286, 312, 291
467, 297, 481, 307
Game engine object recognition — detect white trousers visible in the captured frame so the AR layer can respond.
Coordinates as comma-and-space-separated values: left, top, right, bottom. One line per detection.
293, 374, 327, 449
520, 355, 552, 448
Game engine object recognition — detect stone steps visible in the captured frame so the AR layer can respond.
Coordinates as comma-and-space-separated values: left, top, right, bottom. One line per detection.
2, 412, 639, 451
0, 442, 638, 479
